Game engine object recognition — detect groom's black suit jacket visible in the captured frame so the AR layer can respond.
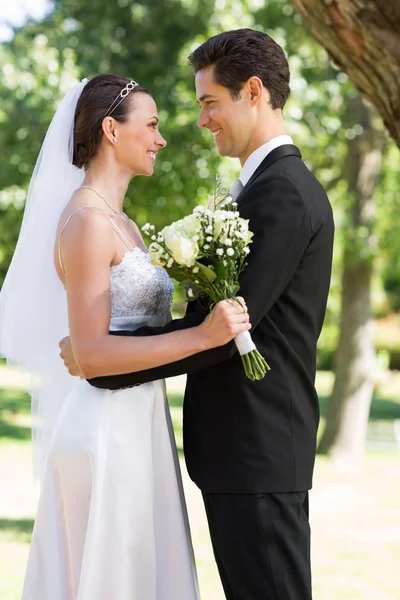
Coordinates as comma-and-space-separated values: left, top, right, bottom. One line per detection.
89, 145, 334, 494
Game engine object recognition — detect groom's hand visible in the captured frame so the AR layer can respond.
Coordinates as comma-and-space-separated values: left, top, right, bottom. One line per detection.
59, 336, 82, 377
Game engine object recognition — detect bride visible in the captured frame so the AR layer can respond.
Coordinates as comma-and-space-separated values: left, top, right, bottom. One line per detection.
0, 74, 250, 599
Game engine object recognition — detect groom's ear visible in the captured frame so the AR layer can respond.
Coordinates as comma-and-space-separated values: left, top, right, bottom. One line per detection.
247, 77, 264, 105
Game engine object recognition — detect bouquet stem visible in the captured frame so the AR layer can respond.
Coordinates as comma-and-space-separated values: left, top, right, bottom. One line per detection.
234, 331, 270, 381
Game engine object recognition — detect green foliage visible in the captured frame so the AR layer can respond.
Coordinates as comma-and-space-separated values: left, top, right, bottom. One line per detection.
375, 314, 400, 370
0, 386, 31, 441
376, 145, 400, 311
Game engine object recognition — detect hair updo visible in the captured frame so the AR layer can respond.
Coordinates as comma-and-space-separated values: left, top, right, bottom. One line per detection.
73, 74, 150, 169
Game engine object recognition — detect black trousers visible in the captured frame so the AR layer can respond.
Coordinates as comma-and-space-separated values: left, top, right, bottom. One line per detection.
202, 491, 312, 600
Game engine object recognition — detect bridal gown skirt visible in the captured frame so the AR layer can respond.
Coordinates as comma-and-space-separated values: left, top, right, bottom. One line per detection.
22, 376, 199, 599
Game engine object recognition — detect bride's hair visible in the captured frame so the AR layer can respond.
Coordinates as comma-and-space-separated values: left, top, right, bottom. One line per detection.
73, 74, 150, 169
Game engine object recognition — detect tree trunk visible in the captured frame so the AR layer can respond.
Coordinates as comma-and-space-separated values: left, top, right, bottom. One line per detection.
317, 95, 384, 463
318, 252, 375, 462
290, 0, 400, 146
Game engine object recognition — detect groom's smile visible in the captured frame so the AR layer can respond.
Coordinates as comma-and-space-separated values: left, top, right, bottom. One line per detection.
195, 65, 259, 165
211, 128, 223, 140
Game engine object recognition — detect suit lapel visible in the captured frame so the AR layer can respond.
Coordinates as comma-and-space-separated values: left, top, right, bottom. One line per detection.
237, 145, 302, 204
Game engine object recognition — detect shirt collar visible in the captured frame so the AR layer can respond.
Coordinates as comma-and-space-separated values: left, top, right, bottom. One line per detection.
239, 135, 294, 187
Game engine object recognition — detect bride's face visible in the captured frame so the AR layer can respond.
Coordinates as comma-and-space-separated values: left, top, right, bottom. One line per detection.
111, 93, 167, 176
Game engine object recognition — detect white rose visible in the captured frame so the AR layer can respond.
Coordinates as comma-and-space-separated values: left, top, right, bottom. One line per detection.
182, 213, 202, 235
164, 227, 199, 267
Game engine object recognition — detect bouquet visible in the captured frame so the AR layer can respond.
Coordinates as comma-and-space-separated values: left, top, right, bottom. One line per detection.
141, 180, 270, 381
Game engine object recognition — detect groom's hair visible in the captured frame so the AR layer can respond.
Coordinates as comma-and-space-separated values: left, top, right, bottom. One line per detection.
188, 29, 290, 110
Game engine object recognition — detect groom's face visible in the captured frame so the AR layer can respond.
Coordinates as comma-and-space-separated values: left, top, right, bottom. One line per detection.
195, 66, 253, 165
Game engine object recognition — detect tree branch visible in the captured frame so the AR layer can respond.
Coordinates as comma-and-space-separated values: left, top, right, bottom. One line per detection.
290, 0, 400, 146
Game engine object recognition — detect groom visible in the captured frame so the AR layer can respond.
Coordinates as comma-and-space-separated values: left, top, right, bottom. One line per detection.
63, 29, 334, 599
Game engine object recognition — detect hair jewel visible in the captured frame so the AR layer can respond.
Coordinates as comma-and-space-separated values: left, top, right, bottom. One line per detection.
104, 80, 139, 117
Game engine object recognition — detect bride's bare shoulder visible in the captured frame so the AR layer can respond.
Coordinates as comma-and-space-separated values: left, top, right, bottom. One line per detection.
59, 188, 98, 220
55, 192, 115, 279
58, 188, 106, 228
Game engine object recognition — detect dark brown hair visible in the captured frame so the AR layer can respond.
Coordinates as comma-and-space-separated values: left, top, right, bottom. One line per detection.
188, 29, 290, 110
73, 74, 150, 169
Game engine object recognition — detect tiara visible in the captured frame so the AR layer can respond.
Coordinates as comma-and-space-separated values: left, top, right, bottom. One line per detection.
104, 80, 139, 117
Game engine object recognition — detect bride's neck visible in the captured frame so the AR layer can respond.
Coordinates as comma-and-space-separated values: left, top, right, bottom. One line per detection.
82, 161, 132, 213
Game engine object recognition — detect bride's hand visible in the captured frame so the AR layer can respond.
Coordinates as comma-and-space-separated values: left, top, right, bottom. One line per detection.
199, 297, 251, 349
59, 336, 83, 377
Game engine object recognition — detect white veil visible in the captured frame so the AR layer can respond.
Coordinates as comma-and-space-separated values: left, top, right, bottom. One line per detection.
0, 79, 88, 483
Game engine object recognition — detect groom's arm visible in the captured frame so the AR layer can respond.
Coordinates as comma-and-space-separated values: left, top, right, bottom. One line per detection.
88, 299, 237, 389
88, 176, 312, 390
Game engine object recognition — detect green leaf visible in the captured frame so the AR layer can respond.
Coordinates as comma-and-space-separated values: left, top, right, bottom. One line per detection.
214, 262, 227, 280
196, 261, 217, 283
164, 267, 191, 283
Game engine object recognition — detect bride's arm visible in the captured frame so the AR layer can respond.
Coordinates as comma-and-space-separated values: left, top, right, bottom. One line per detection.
61, 210, 250, 379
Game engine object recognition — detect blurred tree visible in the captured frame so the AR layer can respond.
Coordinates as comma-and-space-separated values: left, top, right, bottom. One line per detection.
377, 145, 400, 315
317, 95, 386, 461
0, 36, 75, 284
290, 0, 400, 146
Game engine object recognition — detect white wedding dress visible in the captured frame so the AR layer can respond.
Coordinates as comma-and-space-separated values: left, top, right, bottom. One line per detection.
22, 243, 200, 599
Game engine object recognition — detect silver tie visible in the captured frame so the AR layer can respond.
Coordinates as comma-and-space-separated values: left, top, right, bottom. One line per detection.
229, 178, 244, 201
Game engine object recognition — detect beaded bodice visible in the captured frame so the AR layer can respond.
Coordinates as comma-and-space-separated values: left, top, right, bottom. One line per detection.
110, 247, 174, 318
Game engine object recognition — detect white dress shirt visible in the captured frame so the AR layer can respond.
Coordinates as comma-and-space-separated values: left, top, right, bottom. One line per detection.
239, 135, 293, 186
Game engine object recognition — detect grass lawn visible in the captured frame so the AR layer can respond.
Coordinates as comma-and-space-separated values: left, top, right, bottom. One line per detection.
1, 367, 400, 599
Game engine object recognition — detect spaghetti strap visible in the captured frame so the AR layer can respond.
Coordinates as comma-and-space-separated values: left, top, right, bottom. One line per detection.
58, 206, 93, 274
57, 205, 133, 274
106, 215, 134, 253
